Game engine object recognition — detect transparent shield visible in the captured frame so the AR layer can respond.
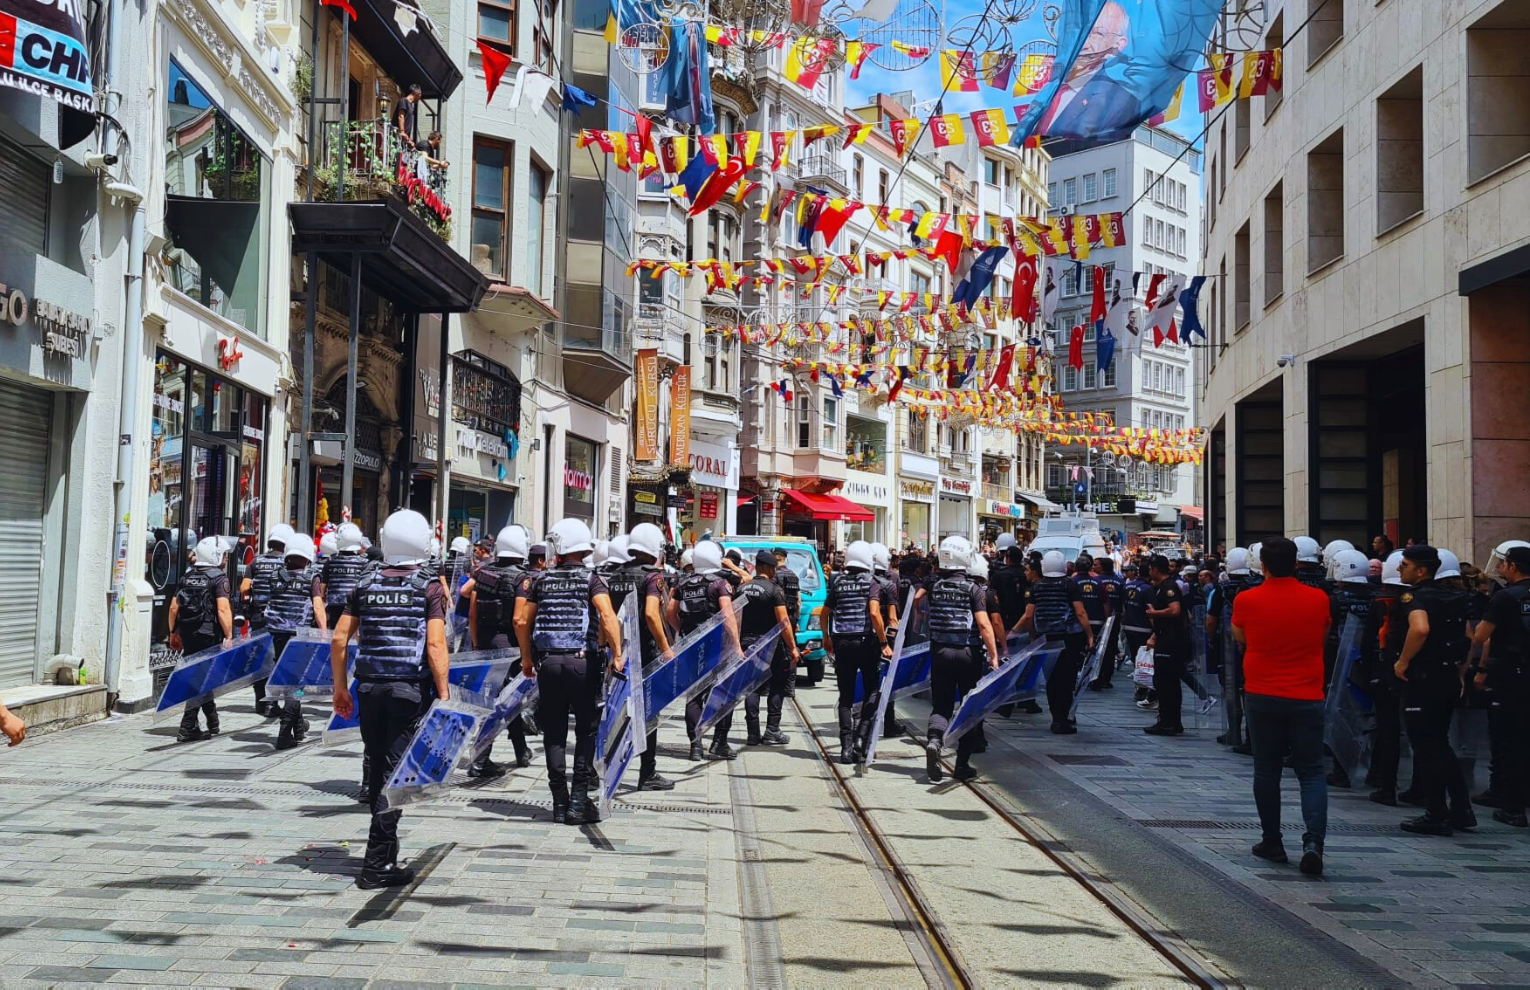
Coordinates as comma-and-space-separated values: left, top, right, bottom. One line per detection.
154, 634, 275, 720
1184, 602, 1217, 735
468, 674, 540, 764
1070, 617, 1116, 720
264, 628, 356, 701
381, 694, 492, 811
863, 589, 917, 765
695, 628, 783, 738
642, 610, 737, 736
944, 640, 1060, 752
1323, 614, 1373, 784
320, 648, 515, 746
595, 625, 644, 816
1222, 618, 1244, 745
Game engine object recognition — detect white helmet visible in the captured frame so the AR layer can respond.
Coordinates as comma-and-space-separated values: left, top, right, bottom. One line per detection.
591, 540, 610, 568
285, 536, 317, 564
428, 537, 442, 559
336, 522, 366, 552
1247, 542, 1263, 573
1225, 547, 1249, 576
995, 533, 1017, 553
607, 534, 631, 565
193, 536, 226, 566
1383, 550, 1406, 586
1041, 549, 1068, 577
267, 523, 295, 549
319, 531, 338, 556
937, 536, 973, 571
969, 554, 989, 580
628, 522, 665, 562
1323, 539, 1356, 579
680, 547, 695, 569
547, 518, 594, 557
494, 524, 530, 560
1436, 548, 1461, 580
845, 540, 874, 571
871, 543, 891, 572
450, 535, 472, 556
380, 509, 433, 566
1294, 536, 1321, 564
1331, 548, 1370, 584
693, 541, 724, 575
1485, 540, 1530, 579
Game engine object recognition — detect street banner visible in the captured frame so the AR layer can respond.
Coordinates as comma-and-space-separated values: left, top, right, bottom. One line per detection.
322, 649, 517, 745
862, 588, 917, 765
467, 674, 540, 764
642, 610, 737, 735
0, 0, 94, 112
155, 634, 275, 717
670, 366, 692, 466
942, 639, 1058, 751
695, 628, 782, 737
1070, 616, 1115, 719
381, 693, 492, 810
1324, 615, 1374, 785
635, 348, 660, 460
264, 629, 356, 700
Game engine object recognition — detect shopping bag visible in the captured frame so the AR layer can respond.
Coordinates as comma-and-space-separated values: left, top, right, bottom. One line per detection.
1132, 646, 1155, 687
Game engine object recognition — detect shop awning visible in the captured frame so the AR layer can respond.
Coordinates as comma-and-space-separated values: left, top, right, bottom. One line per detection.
781, 488, 874, 522
1178, 505, 1204, 522
1017, 491, 1063, 513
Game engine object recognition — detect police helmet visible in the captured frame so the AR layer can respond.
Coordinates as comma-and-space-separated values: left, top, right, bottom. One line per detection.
547, 518, 594, 558
285, 536, 317, 565
871, 543, 891, 573
680, 547, 695, 569
1040, 550, 1068, 577
193, 536, 226, 567
969, 554, 989, 581
1485, 540, 1530, 579
1331, 548, 1370, 584
1382, 550, 1406, 587
450, 536, 472, 556
1247, 542, 1263, 573
495, 524, 530, 560
1293, 536, 1321, 564
1436, 549, 1462, 580
607, 534, 631, 566
1225, 547, 1250, 576
845, 540, 874, 572
628, 522, 665, 562
336, 522, 366, 552
1322, 539, 1354, 563
380, 509, 433, 566
694, 541, 724, 575
591, 541, 610, 569
937, 536, 973, 571
319, 531, 338, 557
995, 533, 1017, 553
267, 523, 295, 550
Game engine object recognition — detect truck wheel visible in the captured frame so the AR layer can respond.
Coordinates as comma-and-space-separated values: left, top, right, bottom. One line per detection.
805, 658, 824, 686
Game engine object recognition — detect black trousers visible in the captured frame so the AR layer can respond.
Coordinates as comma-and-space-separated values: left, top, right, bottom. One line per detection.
1402, 680, 1470, 820
1490, 688, 1530, 815
539, 653, 600, 792
1487, 691, 1511, 796
833, 636, 882, 737
358, 679, 431, 873
1223, 642, 1246, 745
1370, 684, 1403, 790
479, 633, 529, 762
269, 632, 304, 732
178, 632, 221, 733
1153, 640, 1188, 730
1092, 621, 1118, 686
1046, 633, 1088, 726
928, 645, 982, 762
744, 654, 792, 733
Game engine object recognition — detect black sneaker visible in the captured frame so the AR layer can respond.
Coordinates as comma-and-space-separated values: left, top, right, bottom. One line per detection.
1473, 789, 1503, 809
357, 867, 415, 890
760, 730, 789, 746
467, 759, 507, 779
688, 740, 704, 761
274, 730, 298, 750
1251, 839, 1288, 863
206, 725, 221, 738
1492, 809, 1528, 828
514, 749, 533, 769
176, 727, 208, 743
1400, 815, 1453, 837
926, 740, 944, 783
1050, 722, 1078, 734
1369, 788, 1398, 807
745, 731, 763, 747
637, 774, 675, 791
1299, 846, 1324, 877
708, 741, 737, 761
952, 763, 977, 782
1451, 809, 1478, 831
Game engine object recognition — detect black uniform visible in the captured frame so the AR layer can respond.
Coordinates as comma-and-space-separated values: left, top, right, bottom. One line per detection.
470, 558, 531, 765
1149, 579, 1190, 732
524, 564, 609, 816
776, 560, 802, 685
737, 576, 790, 742
345, 567, 445, 875
1399, 580, 1472, 825
989, 558, 1027, 633
245, 549, 285, 708
826, 568, 882, 754
1214, 575, 1250, 745
264, 564, 322, 740
926, 571, 988, 770
174, 564, 230, 736
1480, 580, 1530, 819
1091, 571, 1123, 686
1025, 575, 1086, 728
676, 570, 733, 747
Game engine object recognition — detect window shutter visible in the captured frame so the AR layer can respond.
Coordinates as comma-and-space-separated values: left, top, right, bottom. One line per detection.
0, 137, 48, 256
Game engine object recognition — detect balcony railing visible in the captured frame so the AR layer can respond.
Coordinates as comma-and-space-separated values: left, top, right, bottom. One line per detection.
798, 154, 847, 189
982, 481, 1012, 502
302, 118, 452, 240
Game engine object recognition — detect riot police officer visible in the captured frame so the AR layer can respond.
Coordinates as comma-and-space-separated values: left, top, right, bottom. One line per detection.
1367, 551, 1409, 804
330, 509, 450, 889
773, 547, 802, 630
623, 522, 677, 791
466, 524, 534, 776
168, 537, 235, 742
1294, 537, 1330, 594
1325, 549, 1375, 787
1090, 557, 1123, 689
514, 519, 624, 825
1469, 543, 1530, 827
1143, 554, 1189, 736
1022, 550, 1093, 734
263, 535, 327, 750
242, 523, 293, 716
735, 552, 800, 750
824, 541, 889, 764
989, 536, 1027, 637
1213, 548, 1252, 749
667, 541, 741, 760
1120, 564, 1155, 708
925, 537, 1000, 783
1394, 546, 1475, 835
872, 543, 905, 736
321, 523, 374, 625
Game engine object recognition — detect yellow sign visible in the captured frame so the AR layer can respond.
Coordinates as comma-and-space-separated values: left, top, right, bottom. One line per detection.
635, 348, 659, 461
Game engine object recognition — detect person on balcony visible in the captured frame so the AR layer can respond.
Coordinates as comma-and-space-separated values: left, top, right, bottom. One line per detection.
395, 84, 422, 144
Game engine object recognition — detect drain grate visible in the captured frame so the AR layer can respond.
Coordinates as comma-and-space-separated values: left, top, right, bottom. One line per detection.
1048, 754, 1131, 767
1139, 819, 1400, 834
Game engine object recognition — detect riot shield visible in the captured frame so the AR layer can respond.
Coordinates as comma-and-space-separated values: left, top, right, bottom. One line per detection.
1183, 601, 1219, 736
1324, 615, 1374, 785
695, 628, 783, 738
381, 692, 492, 810
467, 674, 540, 764
943, 639, 1059, 752
642, 610, 737, 736
1221, 618, 1244, 746
155, 634, 275, 718
595, 642, 643, 816
321, 648, 516, 746
860, 589, 917, 765
1069, 617, 1116, 720
264, 629, 356, 701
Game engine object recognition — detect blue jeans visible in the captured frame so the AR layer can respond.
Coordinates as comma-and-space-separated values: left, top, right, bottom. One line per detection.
1245, 693, 1328, 849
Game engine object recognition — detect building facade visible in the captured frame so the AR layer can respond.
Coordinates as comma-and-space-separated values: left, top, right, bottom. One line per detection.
1201, 0, 1530, 560
1046, 126, 1203, 540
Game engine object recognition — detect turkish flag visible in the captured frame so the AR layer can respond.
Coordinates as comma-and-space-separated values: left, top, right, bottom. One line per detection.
1068, 325, 1084, 370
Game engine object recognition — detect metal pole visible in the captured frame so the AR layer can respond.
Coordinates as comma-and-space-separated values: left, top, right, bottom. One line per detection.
399, 312, 417, 510
299, 251, 316, 532
434, 312, 451, 533
336, 4, 350, 203
342, 253, 361, 517
104, 202, 146, 700
1086, 445, 1093, 510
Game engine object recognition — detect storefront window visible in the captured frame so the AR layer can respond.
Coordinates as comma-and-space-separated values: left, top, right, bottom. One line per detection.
901, 501, 931, 551
564, 434, 597, 518
149, 356, 187, 534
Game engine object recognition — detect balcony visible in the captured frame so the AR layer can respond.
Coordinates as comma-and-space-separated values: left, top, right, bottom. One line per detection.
798, 155, 849, 193
562, 286, 634, 403
300, 119, 453, 241
941, 449, 977, 479
982, 481, 1013, 502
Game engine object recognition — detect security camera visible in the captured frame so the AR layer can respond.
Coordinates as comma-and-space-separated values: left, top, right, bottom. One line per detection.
1276, 354, 1295, 368
84, 153, 119, 169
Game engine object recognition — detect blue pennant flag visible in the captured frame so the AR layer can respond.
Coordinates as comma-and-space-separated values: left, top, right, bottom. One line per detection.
561, 83, 598, 114
951, 246, 1009, 311
1097, 327, 1116, 370
1178, 275, 1207, 340
829, 377, 842, 397
677, 154, 718, 202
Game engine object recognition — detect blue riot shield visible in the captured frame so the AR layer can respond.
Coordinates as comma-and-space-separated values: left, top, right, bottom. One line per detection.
642, 610, 737, 735
155, 634, 275, 717
1070, 617, 1115, 719
263, 629, 357, 700
321, 649, 516, 745
942, 639, 1059, 752
381, 693, 492, 810
1324, 615, 1374, 784
695, 628, 783, 737
594, 600, 644, 815
861, 589, 918, 765
468, 674, 539, 764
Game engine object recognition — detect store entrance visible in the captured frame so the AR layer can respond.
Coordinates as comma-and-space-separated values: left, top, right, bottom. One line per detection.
186, 440, 240, 543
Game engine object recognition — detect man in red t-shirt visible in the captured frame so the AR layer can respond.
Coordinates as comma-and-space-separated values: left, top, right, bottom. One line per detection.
1232, 536, 1332, 876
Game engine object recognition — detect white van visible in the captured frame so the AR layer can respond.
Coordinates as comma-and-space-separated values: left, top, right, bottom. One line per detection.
1027, 513, 1109, 562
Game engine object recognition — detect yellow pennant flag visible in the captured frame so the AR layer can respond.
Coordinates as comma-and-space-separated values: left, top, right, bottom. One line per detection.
735, 130, 761, 168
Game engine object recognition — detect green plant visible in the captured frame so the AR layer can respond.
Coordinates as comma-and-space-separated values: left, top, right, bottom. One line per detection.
292, 51, 313, 104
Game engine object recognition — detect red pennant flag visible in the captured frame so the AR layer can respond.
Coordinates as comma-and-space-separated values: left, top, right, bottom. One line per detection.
1012, 253, 1038, 323
688, 160, 748, 216
1068, 325, 1084, 370
1090, 266, 1107, 327
987, 343, 1016, 393
477, 41, 513, 103
322, 0, 358, 19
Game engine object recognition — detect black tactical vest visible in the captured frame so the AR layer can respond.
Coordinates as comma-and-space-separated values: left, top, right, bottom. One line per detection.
675, 572, 716, 633
265, 566, 317, 633
1031, 576, 1081, 636
322, 552, 374, 609
778, 565, 802, 623
176, 565, 220, 639
472, 560, 524, 638
531, 565, 594, 655
628, 563, 665, 659
1218, 576, 1247, 622
1412, 581, 1470, 676
990, 563, 1026, 627
604, 563, 638, 614
247, 551, 284, 621
830, 570, 874, 637
1328, 583, 1373, 653
1493, 581, 1530, 675
354, 571, 432, 680
929, 574, 978, 647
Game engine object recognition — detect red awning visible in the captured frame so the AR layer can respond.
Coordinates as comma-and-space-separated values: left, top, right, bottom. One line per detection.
781, 488, 875, 522
1177, 505, 1204, 521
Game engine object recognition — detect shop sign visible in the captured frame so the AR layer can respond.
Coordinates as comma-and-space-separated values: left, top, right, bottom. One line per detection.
844, 473, 889, 503
417, 430, 438, 460
456, 427, 508, 459
670, 366, 691, 466
354, 450, 383, 472
688, 438, 739, 489
242, 424, 264, 442
631, 489, 662, 517
1, 282, 92, 357
940, 477, 972, 495
216, 333, 243, 371
982, 499, 1025, 519
419, 368, 440, 418
699, 492, 718, 519
634, 348, 659, 460
667, 493, 690, 509
762, 495, 775, 513
0, 0, 93, 113
899, 479, 934, 501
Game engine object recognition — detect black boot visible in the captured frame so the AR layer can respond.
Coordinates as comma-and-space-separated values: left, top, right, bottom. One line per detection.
567, 787, 600, 825
708, 731, 736, 760
275, 723, 298, 750
550, 781, 569, 825
952, 759, 976, 782
745, 719, 762, 747
839, 734, 855, 765
467, 757, 507, 779
926, 734, 944, 783
689, 739, 704, 761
